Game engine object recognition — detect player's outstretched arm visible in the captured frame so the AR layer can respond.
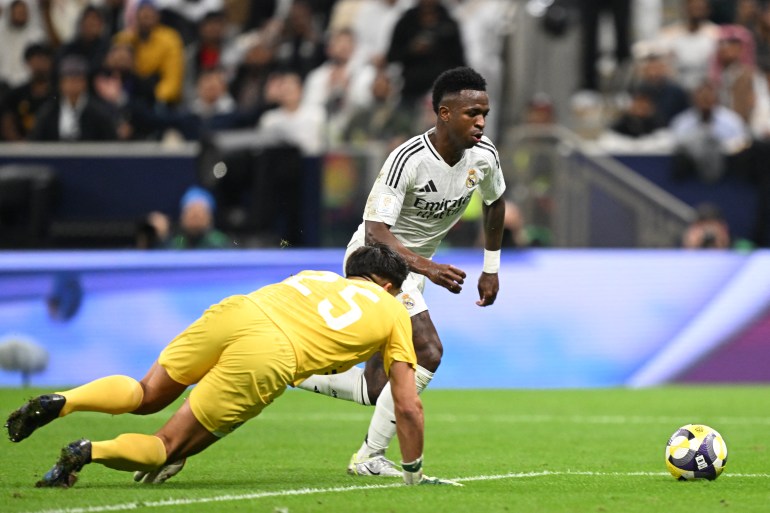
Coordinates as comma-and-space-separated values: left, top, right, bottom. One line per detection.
390, 361, 423, 464
477, 197, 506, 307
390, 361, 462, 486
365, 220, 466, 294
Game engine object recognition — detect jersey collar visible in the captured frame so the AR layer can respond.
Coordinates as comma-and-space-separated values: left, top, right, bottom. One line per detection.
423, 128, 467, 169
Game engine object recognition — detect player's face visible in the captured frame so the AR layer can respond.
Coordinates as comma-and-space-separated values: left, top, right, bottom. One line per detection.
443, 90, 490, 149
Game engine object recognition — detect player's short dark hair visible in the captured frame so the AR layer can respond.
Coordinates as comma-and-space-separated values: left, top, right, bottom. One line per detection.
431, 66, 487, 113
345, 243, 409, 290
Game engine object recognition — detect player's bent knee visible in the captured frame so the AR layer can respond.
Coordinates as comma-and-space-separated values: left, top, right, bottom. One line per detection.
368, 389, 381, 405
367, 378, 387, 405
364, 354, 388, 404
154, 403, 218, 463
416, 345, 442, 373
414, 334, 443, 372
411, 312, 443, 372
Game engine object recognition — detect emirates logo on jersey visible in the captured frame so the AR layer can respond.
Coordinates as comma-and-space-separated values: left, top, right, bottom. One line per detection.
413, 193, 473, 219
465, 169, 479, 188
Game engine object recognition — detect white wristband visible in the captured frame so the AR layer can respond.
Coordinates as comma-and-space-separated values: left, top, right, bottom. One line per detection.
402, 456, 424, 485
483, 249, 501, 274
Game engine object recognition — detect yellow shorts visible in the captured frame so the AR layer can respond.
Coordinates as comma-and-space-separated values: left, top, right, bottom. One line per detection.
158, 295, 297, 437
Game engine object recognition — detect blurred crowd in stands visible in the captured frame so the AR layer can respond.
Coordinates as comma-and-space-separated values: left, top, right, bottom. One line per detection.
0, 0, 768, 250
591, 0, 770, 148
0, 0, 511, 150
579, 0, 770, 248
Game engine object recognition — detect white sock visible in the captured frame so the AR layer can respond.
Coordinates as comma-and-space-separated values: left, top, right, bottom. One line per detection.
358, 365, 434, 457
296, 367, 370, 405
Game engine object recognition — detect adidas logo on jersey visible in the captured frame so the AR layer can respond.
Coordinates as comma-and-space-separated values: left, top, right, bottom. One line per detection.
418, 180, 438, 193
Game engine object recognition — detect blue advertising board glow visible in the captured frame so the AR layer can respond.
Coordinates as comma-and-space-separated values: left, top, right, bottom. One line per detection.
0, 249, 766, 388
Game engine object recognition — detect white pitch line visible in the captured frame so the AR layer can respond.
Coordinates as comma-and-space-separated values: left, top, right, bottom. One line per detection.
20, 470, 770, 513
251, 412, 770, 426
73, 411, 770, 426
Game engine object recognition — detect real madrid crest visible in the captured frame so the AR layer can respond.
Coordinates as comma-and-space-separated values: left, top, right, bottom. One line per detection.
401, 293, 416, 310
465, 169, 478, 189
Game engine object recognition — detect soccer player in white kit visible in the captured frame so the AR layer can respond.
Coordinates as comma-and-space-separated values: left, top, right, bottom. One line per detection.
298, 66, 507, 477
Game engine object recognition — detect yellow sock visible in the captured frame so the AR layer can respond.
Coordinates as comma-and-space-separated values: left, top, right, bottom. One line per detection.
92, 434, 167, 472
57, 375, 144, 416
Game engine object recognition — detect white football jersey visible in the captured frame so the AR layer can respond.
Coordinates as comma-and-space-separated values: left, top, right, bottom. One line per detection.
348, 128, 506, 258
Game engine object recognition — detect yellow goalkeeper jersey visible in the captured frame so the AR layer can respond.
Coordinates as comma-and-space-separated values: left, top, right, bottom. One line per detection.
247, 270, 415, 382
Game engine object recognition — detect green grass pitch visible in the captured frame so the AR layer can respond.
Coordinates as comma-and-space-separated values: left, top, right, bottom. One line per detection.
1, 386, 769, 513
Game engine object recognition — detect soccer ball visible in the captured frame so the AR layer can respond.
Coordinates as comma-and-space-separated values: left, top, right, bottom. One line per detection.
665, 424, 727, 481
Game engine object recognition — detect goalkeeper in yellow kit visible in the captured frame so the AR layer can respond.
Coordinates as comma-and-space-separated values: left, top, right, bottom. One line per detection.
5, 244, 457, 487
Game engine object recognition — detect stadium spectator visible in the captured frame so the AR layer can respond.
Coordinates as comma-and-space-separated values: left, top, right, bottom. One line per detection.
252, 71, 326, 157
237, 0, 282, 33
0, 0, 45, 90
182, 10, 234, 103
302, 0, 338, 32
153, 0, 223, 45
682, 202, 732, 249
325, 0, 361, 33
0, 42, 54, 141
578, 0, 632, 92
301, 28, 363, 145
6, 245, 457, 488
296, 67, 506, 478
342, 66, 413, 149
386, 0, 466, 115
755, 4, 770, 65
186, 66, 235, 121
30, 55, 118, 141
610, 86, 667, 138
56, 5, 111, 79
735, 0, 763, 39
37, 0, 94, 48
271, 0, 326, 80
113, 0, 185, 106
171, 65, 242, 136
524, 92, 557, 125
345, 0, 412, 69
681, 199, 763, 250
166, 185, 232, 249
92, 41, 158, 140
134, 210, 170, 249
669, 80, 749, 183
228, 38, 277, 115
657, 0, 720, 91
629, 42, 690, 124
634, 0, 664, 42
711, 24, 756, 124
100, 0, 128, 37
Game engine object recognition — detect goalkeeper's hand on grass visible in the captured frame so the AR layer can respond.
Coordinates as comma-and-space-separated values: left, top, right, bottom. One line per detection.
402, 457, 463, 486
133, 459, 186, 484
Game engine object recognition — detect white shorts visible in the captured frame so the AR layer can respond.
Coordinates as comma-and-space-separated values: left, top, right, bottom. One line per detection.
343, 245, 428, 317
396, 271, 428, 317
